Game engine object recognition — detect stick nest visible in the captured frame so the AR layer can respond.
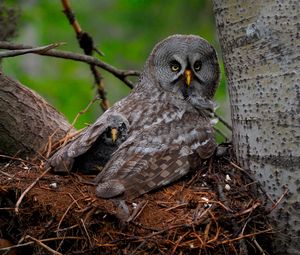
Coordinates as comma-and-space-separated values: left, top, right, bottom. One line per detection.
0, 146, 273, 254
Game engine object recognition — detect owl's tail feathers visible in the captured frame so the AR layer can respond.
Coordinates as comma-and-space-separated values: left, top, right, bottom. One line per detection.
96, 179, 125, 198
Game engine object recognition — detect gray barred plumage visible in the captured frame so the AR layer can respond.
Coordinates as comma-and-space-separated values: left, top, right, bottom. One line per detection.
47, 34, 220, 199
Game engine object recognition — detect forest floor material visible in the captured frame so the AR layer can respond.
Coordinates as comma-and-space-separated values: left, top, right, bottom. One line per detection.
0, 147, 273, 255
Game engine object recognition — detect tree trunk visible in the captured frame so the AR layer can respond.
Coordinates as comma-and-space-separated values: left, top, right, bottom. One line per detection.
0, 72, 73, 157
212, 1, 300, 254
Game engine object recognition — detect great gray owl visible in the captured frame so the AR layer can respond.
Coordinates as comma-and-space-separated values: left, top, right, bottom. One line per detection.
47, 34, 220, 199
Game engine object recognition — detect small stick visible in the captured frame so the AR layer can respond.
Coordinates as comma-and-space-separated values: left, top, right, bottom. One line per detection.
165, 202, 188, 212
55, 224, 79, 233
214, 112, 232, 131
0, 236, 83, 252
268, 188, 288, 213
80, 218, 93, 247
127, 200, 148, 222
57, 199, 78, 230
214, 126, 228, 140
0, 169, 14, 178
252, 238, 266, 255
0, 43, 63, 58
25, 235, 63, 255
234, 201, 261, 217
0, 154, 38, 166
69, 97, 99, 132
128, 240, 147, 255
219, 228, 273, 245
171, 230, 190, 255
67, 193, 82, 209
15, 167, 51, 214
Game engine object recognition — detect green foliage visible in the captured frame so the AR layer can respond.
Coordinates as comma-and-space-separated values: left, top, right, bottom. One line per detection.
2, 0, 230, 142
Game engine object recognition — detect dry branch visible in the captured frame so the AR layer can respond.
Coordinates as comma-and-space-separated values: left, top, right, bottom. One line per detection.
0, 41, 139, 88
61, 0, 109, 111
0, 42, 63, 58
0, 74, 73, 157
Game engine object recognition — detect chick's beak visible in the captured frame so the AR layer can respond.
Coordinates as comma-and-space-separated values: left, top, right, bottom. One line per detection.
184, 69, 192, 86
111, 128, 118, 143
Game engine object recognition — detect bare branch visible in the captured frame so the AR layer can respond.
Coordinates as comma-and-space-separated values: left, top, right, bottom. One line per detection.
0, 41, 139, 88
0, 43, 64, 58
25, 235, 63, 255
61, 0, 109, 110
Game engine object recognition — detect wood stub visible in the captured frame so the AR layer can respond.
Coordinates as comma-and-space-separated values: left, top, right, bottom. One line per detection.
0, 72, 73, 157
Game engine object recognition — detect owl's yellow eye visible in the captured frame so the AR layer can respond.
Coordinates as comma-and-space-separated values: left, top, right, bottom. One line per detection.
170, 61, 181, 72
194, 61, 202, 71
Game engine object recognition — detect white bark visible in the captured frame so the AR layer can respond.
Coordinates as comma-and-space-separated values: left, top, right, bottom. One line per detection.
212, 1, 300, 254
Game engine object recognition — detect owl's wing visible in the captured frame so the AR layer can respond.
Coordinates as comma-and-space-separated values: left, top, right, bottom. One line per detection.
95, 145, 191, 199
95, 120, 216, 199
47, 112, 128, 173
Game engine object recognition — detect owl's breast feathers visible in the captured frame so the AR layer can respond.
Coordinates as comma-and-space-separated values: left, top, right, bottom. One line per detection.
121, 97, 216, 157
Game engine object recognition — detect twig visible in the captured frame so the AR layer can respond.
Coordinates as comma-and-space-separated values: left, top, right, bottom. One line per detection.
0, 169, 14, 178
214, 126, 228, 140
15, 167, 51, 214
0, 207, 15, 210
0, 41, 139, 88
69, 96, 99, 133
239, 217, 252, 236
214, 112, 232, 131
55, 224, 80, 233
0, 236, 83, 252
127, 200, 148, 222
207, 210, 220, 244
0, 154, 38, 166
61, 0, 109, 111
67, 192, 82, 209
206, 200, 233, 212
44, 96, 98, 154
80, 218, 93, 247
59, 96, 98, 148
219, 228, 273, 245
0, 43, 63, 57
252, 237, 266, 255
171, 230, 190, 255
165, 202, 188, 212
234, 201, 261, 217
25, 235, 63, 255
129, 240, 147, 255
268, 188, 288, 213
57, 199, 78, 230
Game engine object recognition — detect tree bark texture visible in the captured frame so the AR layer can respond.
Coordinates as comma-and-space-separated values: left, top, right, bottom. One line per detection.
0, 72, 73, 157
212, 1, 299, 254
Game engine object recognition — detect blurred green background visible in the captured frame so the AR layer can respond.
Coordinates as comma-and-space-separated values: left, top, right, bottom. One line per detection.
2, 0, 230, 141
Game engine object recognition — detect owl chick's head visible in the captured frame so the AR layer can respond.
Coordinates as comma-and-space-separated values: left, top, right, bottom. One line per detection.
143, 34, 220, 106
104, 114, 129, 144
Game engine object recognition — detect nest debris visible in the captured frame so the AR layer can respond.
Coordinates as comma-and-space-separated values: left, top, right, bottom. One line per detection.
0, 147, 273, 255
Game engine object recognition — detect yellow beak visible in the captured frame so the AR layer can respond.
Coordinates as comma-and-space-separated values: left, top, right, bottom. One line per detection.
184, 69, 192, 86
111, 128, 118, 143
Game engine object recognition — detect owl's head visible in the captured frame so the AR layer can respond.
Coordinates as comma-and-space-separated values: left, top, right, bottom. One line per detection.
142, 34, 220, 109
